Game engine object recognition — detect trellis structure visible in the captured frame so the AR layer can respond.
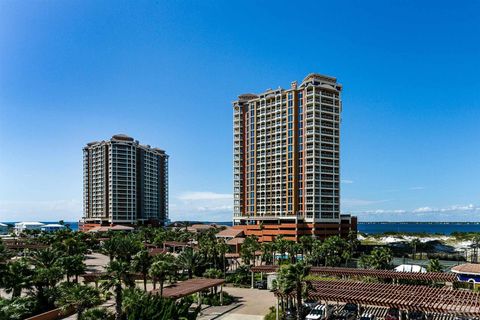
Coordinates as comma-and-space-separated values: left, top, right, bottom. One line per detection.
251, 265, 457, 282
275, 280, 480, 317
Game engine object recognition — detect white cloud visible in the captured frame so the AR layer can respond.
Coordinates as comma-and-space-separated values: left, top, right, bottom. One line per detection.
342, 198, 389, 207
0, 199, 82, 222
412, 204, 480, 213
341, 179, 354, 184
170, 191, 233, 222
413, 206, 433, 213
177, 192, 232, 201
349, 203, 480, 222
410, 186, 425, 190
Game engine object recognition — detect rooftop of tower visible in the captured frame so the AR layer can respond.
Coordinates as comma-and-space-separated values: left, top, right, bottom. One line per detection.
236, 73, 341, 102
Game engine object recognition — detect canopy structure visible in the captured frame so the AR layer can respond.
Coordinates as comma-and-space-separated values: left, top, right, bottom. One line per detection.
152, 278, 225, 299
275, 280, 480, 317
251, 265, 457, 282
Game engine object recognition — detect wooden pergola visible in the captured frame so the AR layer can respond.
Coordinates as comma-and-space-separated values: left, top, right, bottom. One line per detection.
251, 265, 457, 282
152, 278, 225, 305
275, 280, 480, 317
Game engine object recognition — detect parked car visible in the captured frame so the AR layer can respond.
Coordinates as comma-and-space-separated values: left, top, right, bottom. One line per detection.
385, 308, 400, 320
303, 298, 320, 310
306, 304, 327, 320
359, 313, 376, 320
283, 307, 296, 320
408, 311, 426, 320
254, 280, 267, 289
335, 304, 358, 320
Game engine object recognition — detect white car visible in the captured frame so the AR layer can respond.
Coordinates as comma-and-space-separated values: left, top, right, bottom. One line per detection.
306, 304, 327, 320
359, 313, 376, 320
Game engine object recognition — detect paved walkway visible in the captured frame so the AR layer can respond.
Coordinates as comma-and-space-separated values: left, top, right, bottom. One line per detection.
198, 287, 275, 320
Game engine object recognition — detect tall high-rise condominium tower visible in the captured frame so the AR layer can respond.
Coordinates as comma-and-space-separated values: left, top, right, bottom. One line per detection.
232, 73, 356, 242
81, 134, 168, 230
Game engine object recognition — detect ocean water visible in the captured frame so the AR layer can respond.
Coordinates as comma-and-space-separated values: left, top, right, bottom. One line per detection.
7, 221, 480, 235
358, 222, 480, 235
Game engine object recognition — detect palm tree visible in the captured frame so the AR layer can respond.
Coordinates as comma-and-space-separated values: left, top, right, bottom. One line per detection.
274, 236, 289, 265
177, 247, 203, 279
132, 249, 152, 291
29, 248, 64, 307
299, 236, 314, 260
216, 239, 229, 277
320, 236, 348, 267
114, 235, 142, 264
149, 255, 176, 296
360, 247, 393, 270
101, 260, 134, 320
346, 231, 360, 264
57, 284, 102, 320
240, 236, 259, 266
470, 235, 480, 263
261, 242, 274, 265
306, 239, 323, 266
1, 258, 32, 298
277, 262, 310, 320
410, 238, 421, 260
59, 254, 86, 283
426, 258, 444, 272
102, 237, 118, 262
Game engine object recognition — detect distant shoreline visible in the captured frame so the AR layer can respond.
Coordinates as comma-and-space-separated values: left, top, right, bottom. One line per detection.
358, 221, 480, 225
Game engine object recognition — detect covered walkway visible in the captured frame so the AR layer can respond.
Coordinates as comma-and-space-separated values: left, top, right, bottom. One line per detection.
152, 278, 225, 304
251, 265, 457, 282
275, 280, 480, 317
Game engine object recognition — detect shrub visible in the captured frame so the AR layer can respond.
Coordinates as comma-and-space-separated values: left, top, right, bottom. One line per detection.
81, 307, 114, 320
201, 292, 235, 306
265, 306, 283, 320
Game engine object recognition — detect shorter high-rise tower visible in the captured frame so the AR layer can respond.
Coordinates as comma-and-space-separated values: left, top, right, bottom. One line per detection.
81, 134, 168, 230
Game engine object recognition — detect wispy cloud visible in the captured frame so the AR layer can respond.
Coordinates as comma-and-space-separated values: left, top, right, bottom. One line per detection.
341, 179, 354, 184
170, 191, 233, 222
177, 192, 232, 201
412, 204, 480, 213
342, 198, 389, 207
409, 186, 425, 190
348, 203, 480, 222
0, 199, 82, 221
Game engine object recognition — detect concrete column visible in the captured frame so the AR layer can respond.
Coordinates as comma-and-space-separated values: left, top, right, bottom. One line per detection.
276, 297, 279, 320
251, 271, 254, 288
220, 285, 223, 306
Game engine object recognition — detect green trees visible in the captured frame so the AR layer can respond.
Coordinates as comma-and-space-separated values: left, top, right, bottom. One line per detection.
240, 236, 260, 266
1, 258, 32, 298
360, 247, 393, 270
277, 262, 310, 320
56, 284, 102, 320
102, 260, 134, 320
132, 249, 152, 291
203, 268, 223, 279
122, 287, 199, 320
410, 238, 421, 260
177, 247, 203, 279
29, 248, 65, 308
426, 258, 444, 272
274, 236, 290, 264
149, 255, 177, 296
321, 236, 350, 267
471, 235, 480, 263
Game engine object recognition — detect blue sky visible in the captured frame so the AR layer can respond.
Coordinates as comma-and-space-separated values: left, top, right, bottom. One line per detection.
1, 1, 479, 222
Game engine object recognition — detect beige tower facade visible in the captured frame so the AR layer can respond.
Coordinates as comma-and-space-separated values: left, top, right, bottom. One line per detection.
232, 73, 356, 242
81, 134, 168, 230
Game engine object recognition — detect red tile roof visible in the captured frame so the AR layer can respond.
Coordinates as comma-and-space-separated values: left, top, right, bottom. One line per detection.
451, 263, 480, 275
